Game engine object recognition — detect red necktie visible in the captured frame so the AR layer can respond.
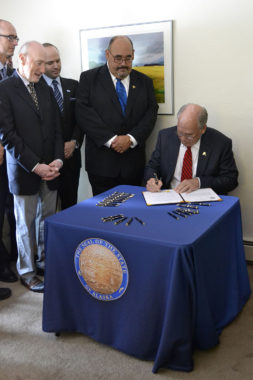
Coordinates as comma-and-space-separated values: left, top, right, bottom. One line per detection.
181, 147, 192, 181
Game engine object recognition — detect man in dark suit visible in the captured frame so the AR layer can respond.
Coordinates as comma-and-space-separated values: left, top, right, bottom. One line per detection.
145, 103, 238, 195
0, 19, 19, 300
76, 35, 158, 195
0, 41, 64, 293
42, 43, 84, 209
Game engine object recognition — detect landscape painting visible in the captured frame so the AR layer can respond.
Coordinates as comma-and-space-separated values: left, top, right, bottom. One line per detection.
80, 21, 173, 114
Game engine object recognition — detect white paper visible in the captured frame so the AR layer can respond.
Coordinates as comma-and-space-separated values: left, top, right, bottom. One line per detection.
142, 190, 183, 206
180, 188, 221, 202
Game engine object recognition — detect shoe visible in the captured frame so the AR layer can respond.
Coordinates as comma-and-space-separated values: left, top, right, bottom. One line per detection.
0, 287, 11, 300
0, 267, 18, 282
36, 267, 44, 276
20, 276, 44, 293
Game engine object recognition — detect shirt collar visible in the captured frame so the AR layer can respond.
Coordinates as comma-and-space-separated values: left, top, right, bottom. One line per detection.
16, 69, 30, 87
43, 74, 61, 86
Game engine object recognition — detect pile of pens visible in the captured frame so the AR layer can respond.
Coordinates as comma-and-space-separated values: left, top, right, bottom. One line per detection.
168, 202, 211, 220
96, 191, 135, 207
101, 214, 145, 226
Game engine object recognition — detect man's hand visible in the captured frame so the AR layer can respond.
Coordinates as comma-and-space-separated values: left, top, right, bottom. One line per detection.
64, 140, 76, 159
34, 163, 60, 181
111, 135, 131, 153
174, 178, 199, 193
0, 144, 4, 166
146, 177, 163, 192
49, 159, 63, 170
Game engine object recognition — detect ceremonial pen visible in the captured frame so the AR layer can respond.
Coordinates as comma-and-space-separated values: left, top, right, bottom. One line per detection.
173, 210, 187, 218
154, 172, 159, 184
135, 217, 145, 225
168, 212, 179, 220
125, 217, 133, 226
114, 217, 128, 225
190, 202, 211, 206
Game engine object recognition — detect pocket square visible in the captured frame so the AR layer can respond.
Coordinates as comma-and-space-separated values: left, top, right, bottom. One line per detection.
69, 97, 76, 101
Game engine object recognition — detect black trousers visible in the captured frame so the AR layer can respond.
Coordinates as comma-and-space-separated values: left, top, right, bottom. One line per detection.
88, 172, 142, 196
0, 161, 17, 269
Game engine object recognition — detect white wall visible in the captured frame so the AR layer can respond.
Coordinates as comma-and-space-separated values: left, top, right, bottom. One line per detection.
2, 0, 253, 240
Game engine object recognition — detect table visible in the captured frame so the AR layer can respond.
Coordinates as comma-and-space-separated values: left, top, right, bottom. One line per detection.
42, 185, 251, 372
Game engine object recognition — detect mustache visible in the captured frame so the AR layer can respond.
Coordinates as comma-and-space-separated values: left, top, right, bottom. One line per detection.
117, 66, 129, 70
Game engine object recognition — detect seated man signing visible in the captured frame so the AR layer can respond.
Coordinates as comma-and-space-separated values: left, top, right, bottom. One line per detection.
144, 103, 238, 194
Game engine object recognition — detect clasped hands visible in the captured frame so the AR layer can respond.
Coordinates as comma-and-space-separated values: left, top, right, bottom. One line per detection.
111, 135, 131, 154
34, 160, 62, 181
146, 177, 199, 193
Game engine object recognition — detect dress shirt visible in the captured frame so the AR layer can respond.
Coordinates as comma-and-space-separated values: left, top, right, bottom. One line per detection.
170, 139, 201, 189
104, 67, 137, 149
43, 74, 63, 97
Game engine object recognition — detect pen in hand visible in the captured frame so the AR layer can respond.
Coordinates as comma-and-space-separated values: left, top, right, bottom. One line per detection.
154, 172, 159, 185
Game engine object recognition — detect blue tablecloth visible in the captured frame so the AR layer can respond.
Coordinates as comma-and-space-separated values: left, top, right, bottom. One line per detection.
42, 185, 251, 372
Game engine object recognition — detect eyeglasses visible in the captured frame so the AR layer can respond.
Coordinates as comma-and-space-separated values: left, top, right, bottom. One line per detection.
108, 50, 133, 64
0, 34, 19, 43
177, 132, 198, 141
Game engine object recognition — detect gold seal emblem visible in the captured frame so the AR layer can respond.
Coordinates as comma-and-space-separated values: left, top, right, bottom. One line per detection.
74, 238, 129, 301
80, 244, 122, 294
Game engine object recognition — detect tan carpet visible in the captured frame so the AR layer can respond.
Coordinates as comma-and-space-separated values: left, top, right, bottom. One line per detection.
0, 265, 252, 380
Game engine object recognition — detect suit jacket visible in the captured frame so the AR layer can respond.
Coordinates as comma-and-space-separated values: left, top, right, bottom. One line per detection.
144, 126, 238, 194
60, 77, 84, 170
0, 71, 64, 195
76, 64, 158, 178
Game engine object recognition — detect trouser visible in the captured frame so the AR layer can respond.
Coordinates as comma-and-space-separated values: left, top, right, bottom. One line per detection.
13, 181, 57, 277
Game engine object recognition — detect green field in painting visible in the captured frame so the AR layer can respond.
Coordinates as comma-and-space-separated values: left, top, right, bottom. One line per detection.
134, 65, 164, 103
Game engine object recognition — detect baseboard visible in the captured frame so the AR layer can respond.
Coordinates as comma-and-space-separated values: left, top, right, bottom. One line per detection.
244, 242, 253, 263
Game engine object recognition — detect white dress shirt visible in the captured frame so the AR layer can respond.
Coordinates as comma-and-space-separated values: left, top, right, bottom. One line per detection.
170, 139, 201, 189
105, 68, 137, 149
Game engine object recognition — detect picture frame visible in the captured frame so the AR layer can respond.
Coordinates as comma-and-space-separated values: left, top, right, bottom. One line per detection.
79, 20, 174, 115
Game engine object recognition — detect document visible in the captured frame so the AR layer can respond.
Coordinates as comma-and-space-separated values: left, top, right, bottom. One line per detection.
143, 188, 221, 206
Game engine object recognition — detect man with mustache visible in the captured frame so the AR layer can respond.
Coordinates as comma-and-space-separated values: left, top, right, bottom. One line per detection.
76, 35, 158, 195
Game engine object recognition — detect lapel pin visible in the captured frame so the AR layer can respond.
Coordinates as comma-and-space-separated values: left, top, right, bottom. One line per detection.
202, 151, 207, 156
132, 85, 136, 89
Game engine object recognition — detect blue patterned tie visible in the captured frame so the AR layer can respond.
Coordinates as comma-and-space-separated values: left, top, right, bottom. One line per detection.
52, 79, 64, 112
116, 78, 127, 115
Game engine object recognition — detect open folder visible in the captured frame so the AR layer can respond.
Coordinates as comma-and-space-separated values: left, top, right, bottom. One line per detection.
142, 188, 222, 206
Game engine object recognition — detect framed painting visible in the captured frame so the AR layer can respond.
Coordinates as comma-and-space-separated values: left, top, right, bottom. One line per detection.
80, 20, 174, 114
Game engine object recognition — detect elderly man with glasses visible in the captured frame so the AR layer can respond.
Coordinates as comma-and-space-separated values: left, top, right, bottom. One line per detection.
76, 35, 158, 195
145, 103, 238, 195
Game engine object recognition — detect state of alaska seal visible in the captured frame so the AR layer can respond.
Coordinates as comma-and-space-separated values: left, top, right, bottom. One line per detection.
74, 238, 129, 301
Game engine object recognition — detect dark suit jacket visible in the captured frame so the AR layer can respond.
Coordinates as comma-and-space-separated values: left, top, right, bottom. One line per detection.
76, 64, 158, 178
144, 126, 238, 194
60, 77, 84, 170
0, 71, 64, 195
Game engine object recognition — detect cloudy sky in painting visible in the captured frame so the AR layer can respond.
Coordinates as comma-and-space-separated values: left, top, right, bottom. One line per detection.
87, 31, 164, 68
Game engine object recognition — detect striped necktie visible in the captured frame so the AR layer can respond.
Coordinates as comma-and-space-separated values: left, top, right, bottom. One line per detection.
0, 66, 7, 79
52, 79, 64, 112
28, 83, 39, 110
181, 147, 192, 181
116, 78, 127, 115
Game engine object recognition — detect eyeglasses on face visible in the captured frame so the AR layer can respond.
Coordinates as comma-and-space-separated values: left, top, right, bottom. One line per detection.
0, 34, 19, 43
176, 132, 198, 141
108, 50, 133, 64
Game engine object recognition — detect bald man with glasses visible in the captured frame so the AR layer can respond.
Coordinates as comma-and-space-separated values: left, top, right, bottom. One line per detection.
76, 35, 158, 195
145, 103, 238, 195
